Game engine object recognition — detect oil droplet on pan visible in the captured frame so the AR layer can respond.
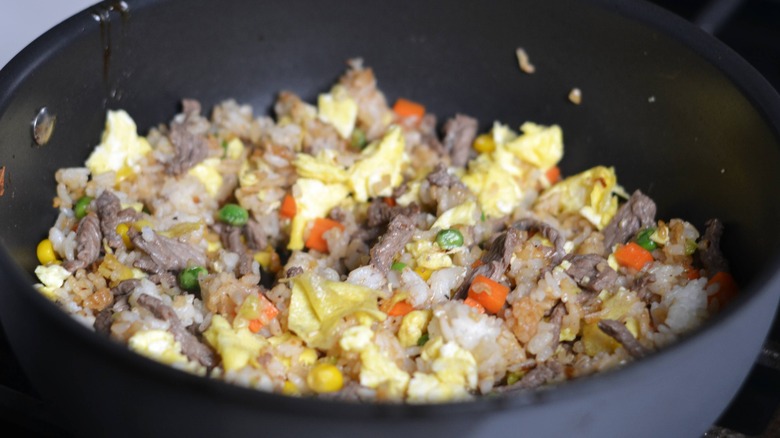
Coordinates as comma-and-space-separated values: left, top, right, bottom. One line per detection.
32, 107, 56, 146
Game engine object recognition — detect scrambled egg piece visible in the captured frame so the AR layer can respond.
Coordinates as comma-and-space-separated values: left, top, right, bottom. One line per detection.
340, 325, 411, 399
188, 158, 223, 198
462, 145, 524, 218
288, 178, 350, 250
85, 110, 151, 181
348, 125, 407, 202
293, 150, 349, 183
536, 166, 624, 229
431, 201, 479, 230
224, 138, 244, 160
318, 85, 358, 139
288, 273, 385, 349
406, 240, 453, 270
128, 329, 191, 366
203, 314, 268, 372
34, 264, 71, 300
463, 122, 564, 218
582, 289, 643, 356
503, 122, 563, 169
398, 310, 432, 348
407, 336, 477, 403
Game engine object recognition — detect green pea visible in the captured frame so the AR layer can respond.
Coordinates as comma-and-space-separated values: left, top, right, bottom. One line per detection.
417, 333, 430, 347
436, 228, 464, 250
635, 227, 657, 251
179, 266, 207, 292
391, 261, 406, 272
350, 128, 367, 149
684, 239, 698, 255
218, 203, 249, 226
74, 196, 93, 219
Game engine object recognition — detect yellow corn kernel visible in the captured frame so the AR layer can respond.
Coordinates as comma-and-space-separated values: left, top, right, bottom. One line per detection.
414, 266, 433, 281
253, 251, 271, 270
282, 380, 299, 396
36, 239, 58, 265
306, 363, 343, 393
473, 133, 496, 153
116, 223, 133, 249
115, 165, 135, 183
298, 348, 318, 366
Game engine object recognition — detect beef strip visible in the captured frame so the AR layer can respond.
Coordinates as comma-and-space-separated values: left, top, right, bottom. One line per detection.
512, 218, 567, 265
111, 278, 143, 297
602, 190, 657, 251
699, 218, 729, 275
148, 272, 177, 289
597, 319, 651, 359
453, 228, 521, 300
62, 212, 102, 272
366, 199, 421, 228
496, 361, 563, 393
286, 266, 304, 278
369, 214, 416, 274
549, 302, 566, 352
442, 114, 478, 168
93, 308, 113, 335
167, 99, 209, 175
419, 113, 444, 154
136, 294, 216, 368
216, 224, 255, 276
95, 190, 138, 250
244, 219, 267, 250
130, 228, 206, 273
426, 163, 464, 189
565, 254, 618, 293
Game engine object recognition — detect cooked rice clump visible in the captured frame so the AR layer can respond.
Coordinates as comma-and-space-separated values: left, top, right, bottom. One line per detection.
34, 59, 735, 403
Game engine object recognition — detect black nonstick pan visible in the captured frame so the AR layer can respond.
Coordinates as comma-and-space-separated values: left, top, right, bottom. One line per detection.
1, 0, 779, 437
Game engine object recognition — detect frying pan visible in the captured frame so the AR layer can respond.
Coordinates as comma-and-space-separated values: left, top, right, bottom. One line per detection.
1, 0, 779, 437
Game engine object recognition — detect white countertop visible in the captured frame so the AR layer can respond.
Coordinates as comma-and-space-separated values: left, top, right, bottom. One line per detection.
0, 0, 96, 69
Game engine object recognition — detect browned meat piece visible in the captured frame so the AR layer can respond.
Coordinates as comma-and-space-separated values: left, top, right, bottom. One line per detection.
426, 163, 464, 189
565, 254, 618, 293
442, 114, 478, 168
167, 99, 209, 175
699, 218, 729, 275
549, 302, 566, 352
369, 214, 416, 274
513, 218, 567, 265
453, 228, 520, 300
496, 362, 563, 393
220, 225, 244, 253
286, 266, 304, 278
95, 190, 138, 250
633, 273, 658, 303
136, 294, 216, 368
366, 199, 421, 228
62, 212, 102, 272
419, 114, 444, 154
93, 308, 113, 335
130, 228, 206, 273
111, 278, 143, 297
244, 219, 267, 251
597, 319, 651, 359
602, 190, 657, 251
148, 272, 177, 289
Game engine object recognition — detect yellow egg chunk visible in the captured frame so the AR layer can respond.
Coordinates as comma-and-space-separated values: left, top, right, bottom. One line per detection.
288, 178, 350, 250
34, 264, 71, 299
398, 310, 432, 348
85, 110, 151, 181
318, 85, 358, 139
348, 125, 407, 202
203, 315, 268, 372
188, 158, 224, 198
504, 122, 563, 169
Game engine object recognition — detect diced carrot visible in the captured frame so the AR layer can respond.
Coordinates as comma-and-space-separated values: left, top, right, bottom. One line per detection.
614, 242, 654, 271
471, 259, 484, 269
463, 297, 486, 314
392, 98, 425, 119
545, 166, 561, 184
685, 265, 701, 280
707, 271, 738, 307
388, 301, 414, 317
467, 274, 510, 314
383, 197, 396, 207
280, 194, 297, 219
305, 218, 345, 253
248, 319, 263, 333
